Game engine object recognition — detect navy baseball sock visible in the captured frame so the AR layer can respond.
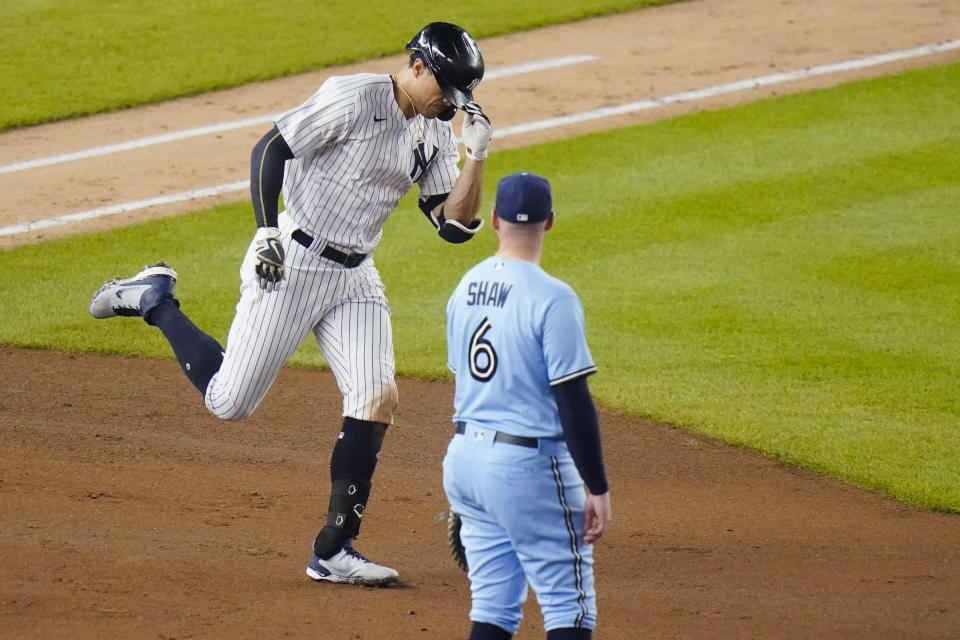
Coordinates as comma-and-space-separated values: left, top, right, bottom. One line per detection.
145, 300, 224, 394
330, 417, 387, 480
469, 622, 512, 639
545, 628, 590, 640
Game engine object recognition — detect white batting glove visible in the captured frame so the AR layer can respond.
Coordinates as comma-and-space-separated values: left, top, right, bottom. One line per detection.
253, 226, 284, 292
461, 102, 492, 161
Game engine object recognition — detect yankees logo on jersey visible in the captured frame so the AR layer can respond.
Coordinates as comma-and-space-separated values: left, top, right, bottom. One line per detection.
411, 142, 440, 181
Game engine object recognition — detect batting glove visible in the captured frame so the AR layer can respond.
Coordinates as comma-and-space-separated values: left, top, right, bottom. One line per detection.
253, 226, 285, 292
460, 102, 492, 161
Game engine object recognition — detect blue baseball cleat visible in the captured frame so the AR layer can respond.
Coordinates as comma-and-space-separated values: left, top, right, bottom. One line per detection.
88, 262, 177, 319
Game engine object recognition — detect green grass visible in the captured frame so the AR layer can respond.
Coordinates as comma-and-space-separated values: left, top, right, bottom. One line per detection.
0, 0, 673, 131
3, 61, 959, 511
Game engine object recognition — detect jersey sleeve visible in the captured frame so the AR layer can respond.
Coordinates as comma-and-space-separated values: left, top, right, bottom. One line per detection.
542, 290, 597, 385
417, 122, 460, 199
275, 77, 357, 158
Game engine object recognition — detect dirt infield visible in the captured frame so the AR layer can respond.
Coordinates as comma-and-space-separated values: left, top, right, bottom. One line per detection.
3, 1, 960, 638
4, 347, 960, 639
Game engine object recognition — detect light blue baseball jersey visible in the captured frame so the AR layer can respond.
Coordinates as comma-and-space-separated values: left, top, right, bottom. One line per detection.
446, 256, 597, 439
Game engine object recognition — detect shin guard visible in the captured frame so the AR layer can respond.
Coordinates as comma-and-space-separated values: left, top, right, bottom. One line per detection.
312, 474, 371, 559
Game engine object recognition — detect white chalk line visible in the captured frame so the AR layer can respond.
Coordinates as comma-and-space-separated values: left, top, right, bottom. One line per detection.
0, 55, 598, 176
6, 182, 251, 235
2, 40, 958, 238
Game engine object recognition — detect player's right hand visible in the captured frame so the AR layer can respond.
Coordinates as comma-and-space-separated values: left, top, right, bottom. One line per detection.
461, 102, 492, 161
253, 226, 285, 292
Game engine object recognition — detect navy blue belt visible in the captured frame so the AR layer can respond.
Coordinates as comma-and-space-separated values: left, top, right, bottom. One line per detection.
454, 421, 538, 449
292, 228, 368, 268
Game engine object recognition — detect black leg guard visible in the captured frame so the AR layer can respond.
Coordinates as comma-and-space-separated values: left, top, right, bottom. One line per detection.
313, 418, 388, 559
313, 474, 371, 559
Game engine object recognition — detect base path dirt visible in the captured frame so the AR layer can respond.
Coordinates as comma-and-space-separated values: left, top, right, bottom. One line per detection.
2, 1, 960, 638
3, 347, 959, 639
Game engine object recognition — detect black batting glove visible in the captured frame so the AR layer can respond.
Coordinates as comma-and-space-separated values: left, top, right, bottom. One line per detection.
253, 227, 284, 292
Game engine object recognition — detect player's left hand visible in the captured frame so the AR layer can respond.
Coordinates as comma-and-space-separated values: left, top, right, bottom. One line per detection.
583, 491, 612, 544
461, 102, 492, 161
253, 226, 285, 292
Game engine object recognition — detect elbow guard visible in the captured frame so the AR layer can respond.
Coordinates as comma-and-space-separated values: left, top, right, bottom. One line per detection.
438, 215, 483, 243
420, 196, 483, 244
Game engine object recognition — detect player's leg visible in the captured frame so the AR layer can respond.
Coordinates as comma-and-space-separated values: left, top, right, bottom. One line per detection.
88, 263, 224, 393
205, 234, 338, 420
545, 628, 591, 639
313, 263, 399, 425
313, 415, 386, 554
500, 453, 597, 636
460, 521, 528, 636
146, 302, 224, 392
443, 437, 527, 636
469, 622, 513, 640
305, 263, 400, 585
304, 415, 397, 584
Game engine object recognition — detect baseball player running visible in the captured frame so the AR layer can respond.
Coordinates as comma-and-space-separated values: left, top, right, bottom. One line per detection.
88, 22, 492, 586
443, 171, 612, 639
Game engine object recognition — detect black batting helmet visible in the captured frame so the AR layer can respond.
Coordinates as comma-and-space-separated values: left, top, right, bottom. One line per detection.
406, 22, 484, 110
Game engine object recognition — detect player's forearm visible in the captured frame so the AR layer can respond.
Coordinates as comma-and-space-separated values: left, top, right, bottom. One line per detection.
441, 159, 484, 225
250, 125, 294, 228
552, 375, 610, 495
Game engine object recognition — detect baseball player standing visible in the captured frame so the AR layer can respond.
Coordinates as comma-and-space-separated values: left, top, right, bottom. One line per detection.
88, 22, 493, 586
443, 171, 612, 639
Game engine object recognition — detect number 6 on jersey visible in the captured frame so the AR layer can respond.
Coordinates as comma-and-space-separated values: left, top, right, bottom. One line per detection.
469, 317, 498, 381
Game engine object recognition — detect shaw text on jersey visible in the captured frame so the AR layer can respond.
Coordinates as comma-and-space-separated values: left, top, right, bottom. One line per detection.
466, 281, 512, 308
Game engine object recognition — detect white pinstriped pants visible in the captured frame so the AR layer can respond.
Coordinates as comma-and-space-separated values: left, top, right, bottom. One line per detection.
204, 217, 398, 423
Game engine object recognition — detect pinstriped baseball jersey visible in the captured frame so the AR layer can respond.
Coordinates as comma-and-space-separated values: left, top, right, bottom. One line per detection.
203, 73, 470, 424
276, 73, 461, 254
